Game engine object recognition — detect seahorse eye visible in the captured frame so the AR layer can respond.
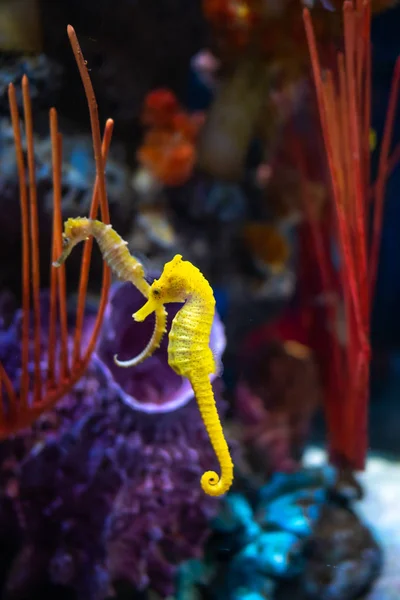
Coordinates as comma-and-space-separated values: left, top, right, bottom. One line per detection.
152, 288, 161, 298
62, 235, 70, 248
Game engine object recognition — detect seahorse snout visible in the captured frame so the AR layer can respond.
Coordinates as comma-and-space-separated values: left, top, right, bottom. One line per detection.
133, 298, 158, 322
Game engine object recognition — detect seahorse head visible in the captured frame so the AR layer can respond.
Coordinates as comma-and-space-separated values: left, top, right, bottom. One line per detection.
133, 254, 189, 321
53, 217, 91, 267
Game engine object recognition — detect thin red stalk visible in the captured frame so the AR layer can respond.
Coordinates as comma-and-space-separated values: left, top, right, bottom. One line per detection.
48, 240, 58, 388
81, 277, 110, 364
37, 28, 112, 413
57, 135, 70, 379
8, 84, 30, 412
304, 10, 361, 333
323, 74, 362, 368
49, 109, 70, 380
0, 26, 114, 437
67, 26, 111, 367
353, 347, 370, 466
369, 56, 400, 294
48, 128, 59, 388
343, 2, 368, 329
386, 141, 400, 175
72, 119, 114, 365
0, 372, 3, 422
362, 0, 372, 189
344, 2, 372, 470
299, 177, 344, 446
337, 53, 351, 215
0, 364, 17, 423
303, 12, 354, 433
288, 109, 344, 452
338, 6, 369, 467
307, 7, 368, 353
304, 3, 373, 469
336, 56, 361, 375
22, 76, 42, 403
303, 10, 331, 158
67, 26, 110, 224
368, 138, 400, 202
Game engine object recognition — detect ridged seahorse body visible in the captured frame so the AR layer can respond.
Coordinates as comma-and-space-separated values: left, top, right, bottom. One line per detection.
53, 217, 167, 366
133, 253, 234, 496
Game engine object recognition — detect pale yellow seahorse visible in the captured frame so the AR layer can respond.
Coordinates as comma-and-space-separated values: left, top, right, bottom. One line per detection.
53, 217, 167, 366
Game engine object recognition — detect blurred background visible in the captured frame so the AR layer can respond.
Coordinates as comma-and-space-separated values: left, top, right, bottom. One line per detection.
1, 0, 400, 598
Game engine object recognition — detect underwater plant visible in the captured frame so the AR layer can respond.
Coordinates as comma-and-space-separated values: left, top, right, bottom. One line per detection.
301, 0, 400, 469
133, 254, 234, 496
0, 27, 112, 436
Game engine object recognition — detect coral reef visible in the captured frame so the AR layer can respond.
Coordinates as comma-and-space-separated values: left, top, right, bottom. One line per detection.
0, 283, 227, 599
176, 466, 382, 600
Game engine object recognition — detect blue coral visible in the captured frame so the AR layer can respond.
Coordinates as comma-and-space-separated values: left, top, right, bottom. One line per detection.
176, 465, 382, 600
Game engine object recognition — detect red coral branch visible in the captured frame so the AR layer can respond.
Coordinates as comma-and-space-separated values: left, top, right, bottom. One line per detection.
0, 27, 113, 436
302, 0, 399, 469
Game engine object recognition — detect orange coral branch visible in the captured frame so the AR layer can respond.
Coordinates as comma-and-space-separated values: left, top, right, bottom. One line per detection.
49, 109, 70, 381
8, 83, 30, 412
0, 27, 113, 437
22, 75, 42, 404
67, 26, 110, 224
48, 117, 60, 388
0, 364, 17, 422
73, 119, 114, 365
67, 26, 112, 368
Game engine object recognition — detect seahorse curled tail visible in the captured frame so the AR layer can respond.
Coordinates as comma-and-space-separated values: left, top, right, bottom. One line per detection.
190, 367, 234, 496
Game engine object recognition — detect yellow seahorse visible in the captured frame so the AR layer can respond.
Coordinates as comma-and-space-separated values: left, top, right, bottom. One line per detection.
53, 217, 167, 366
133, 254, 234, 496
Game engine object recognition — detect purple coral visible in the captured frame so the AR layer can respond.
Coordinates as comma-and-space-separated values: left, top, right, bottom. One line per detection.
0, 282, 227, 599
